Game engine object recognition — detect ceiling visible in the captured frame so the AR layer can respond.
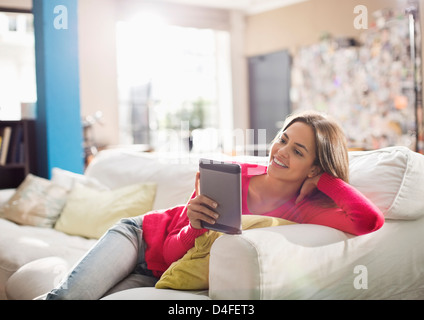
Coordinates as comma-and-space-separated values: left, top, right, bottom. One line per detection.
160, 0, 309, 15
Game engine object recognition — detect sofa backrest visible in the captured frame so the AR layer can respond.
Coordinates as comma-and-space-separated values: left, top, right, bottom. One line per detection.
84, 150, 200, 210
84, 150, 270, 211
85, 146, 424, 220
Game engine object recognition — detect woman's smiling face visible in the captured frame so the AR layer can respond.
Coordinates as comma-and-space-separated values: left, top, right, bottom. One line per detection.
268, 121, 320, 183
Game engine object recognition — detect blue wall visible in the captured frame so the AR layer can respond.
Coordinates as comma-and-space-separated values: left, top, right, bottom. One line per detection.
33, 0, 83, 178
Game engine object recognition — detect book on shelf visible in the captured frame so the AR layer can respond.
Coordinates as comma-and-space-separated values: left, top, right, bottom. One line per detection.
0, 126, 12, 165
0, 125, 24, 166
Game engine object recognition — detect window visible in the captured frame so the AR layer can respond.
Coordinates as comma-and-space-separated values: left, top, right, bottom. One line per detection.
116, 14, 232, 153
0, 10, 36, 120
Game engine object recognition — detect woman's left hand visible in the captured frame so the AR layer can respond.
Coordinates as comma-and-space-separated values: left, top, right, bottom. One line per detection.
186, 172, 219, 229
295, 174, 322, 204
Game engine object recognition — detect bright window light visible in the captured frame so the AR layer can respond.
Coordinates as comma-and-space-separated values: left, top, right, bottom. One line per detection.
116, 14, 232, 152
0, 11, 36, 120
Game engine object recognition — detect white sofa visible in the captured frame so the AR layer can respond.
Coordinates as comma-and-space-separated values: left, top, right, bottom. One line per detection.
1, 146, 424, 300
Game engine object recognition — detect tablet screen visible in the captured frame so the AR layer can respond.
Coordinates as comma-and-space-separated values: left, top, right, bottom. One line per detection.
199, 159, 242, 234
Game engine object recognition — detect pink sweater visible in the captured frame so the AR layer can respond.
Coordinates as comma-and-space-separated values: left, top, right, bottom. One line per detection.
142, 162, 384, 278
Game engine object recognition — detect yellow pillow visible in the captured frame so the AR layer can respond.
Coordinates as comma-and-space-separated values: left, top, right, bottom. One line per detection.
54, 182, 157, 239
155, 215, 296, 290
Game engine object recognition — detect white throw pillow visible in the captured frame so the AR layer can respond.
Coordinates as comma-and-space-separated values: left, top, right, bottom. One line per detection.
51, 167, 109, 192
349, 146, 424, 220
84, 150, 198, 210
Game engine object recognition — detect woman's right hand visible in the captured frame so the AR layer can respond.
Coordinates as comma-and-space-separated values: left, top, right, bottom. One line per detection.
187, 172, 219, 229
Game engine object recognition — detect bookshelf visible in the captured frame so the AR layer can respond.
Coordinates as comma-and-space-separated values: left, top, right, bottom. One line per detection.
0, 120, 37, 189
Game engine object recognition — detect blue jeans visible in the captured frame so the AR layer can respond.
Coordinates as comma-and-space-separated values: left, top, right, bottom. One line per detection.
46, 216, 157, 300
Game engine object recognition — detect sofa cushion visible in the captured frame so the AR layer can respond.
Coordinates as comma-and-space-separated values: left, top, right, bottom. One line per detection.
54, 182, 157, 239
348, 146, 424, 220
0, 174, 68, 228
155, 215, 295, 290
0, 189, 15, 207
5, 257, 72, 300
0, 218, 96, 289
101, 287, 210, 300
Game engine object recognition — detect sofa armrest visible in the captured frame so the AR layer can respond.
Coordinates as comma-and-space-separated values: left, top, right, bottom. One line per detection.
208, 224, 352, 300
0, 189, 15, 207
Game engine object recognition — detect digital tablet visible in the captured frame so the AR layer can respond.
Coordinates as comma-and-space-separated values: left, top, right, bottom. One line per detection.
199, 158, 242, 234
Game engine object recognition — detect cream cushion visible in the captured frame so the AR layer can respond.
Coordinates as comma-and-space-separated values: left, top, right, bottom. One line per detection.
5, 257, 72, 300
0, 174, 67, 228
0, 217, 97, 299
54, 182, 157, 239
348, 146, 424, 220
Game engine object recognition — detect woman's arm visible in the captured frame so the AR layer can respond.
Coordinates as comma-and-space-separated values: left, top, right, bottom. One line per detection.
161, 172, 218, 266
162, 213, 207, 265
297, 173, 385, 235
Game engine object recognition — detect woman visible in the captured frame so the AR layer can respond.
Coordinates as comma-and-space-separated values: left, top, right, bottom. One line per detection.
45, 110, 384, 300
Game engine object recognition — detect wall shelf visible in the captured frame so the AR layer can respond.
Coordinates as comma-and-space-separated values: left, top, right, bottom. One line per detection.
0, 120, 37, 189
